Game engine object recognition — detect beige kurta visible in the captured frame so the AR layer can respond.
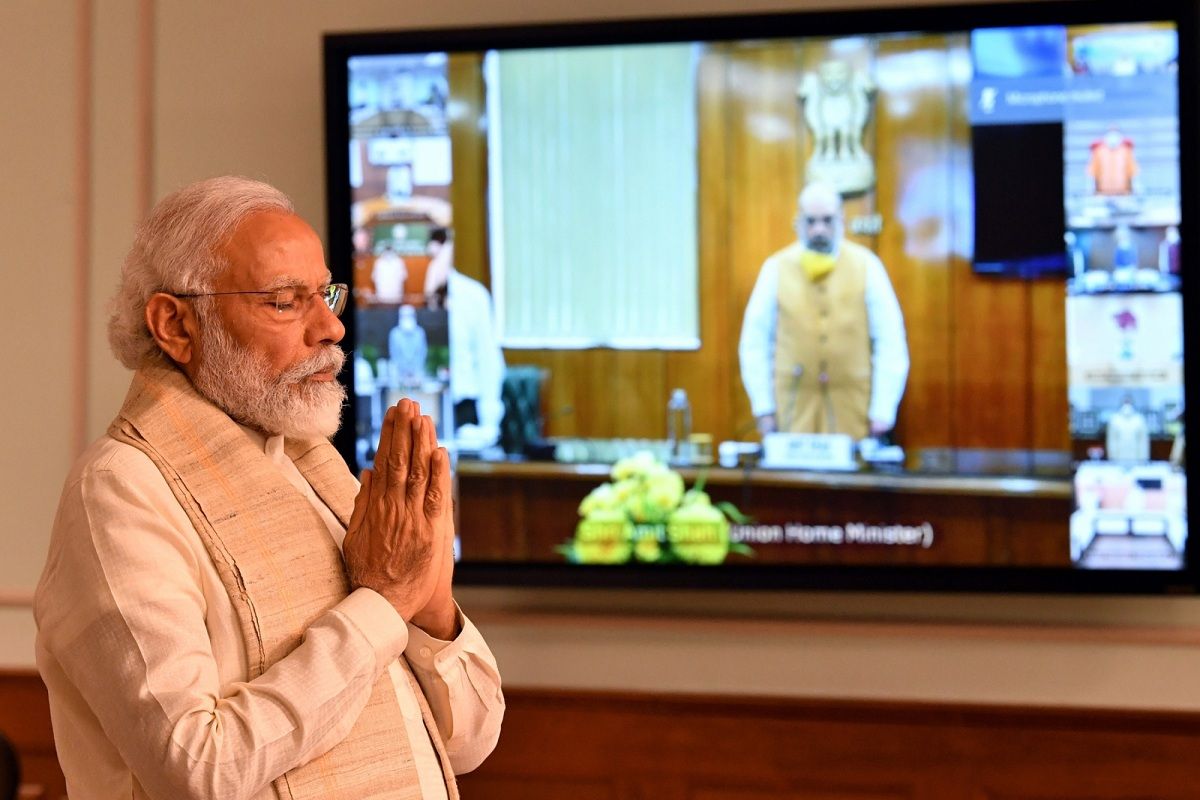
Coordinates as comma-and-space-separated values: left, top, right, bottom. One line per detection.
35, 426, 503, 799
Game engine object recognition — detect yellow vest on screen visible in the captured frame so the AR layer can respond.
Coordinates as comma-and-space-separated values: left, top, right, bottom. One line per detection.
771, 240, 872, 438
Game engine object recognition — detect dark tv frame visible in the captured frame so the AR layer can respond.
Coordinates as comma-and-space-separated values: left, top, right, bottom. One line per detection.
324, 0, 1198, 595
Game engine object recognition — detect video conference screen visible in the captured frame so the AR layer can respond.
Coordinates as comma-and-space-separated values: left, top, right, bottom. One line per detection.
325, 0, 1195, 591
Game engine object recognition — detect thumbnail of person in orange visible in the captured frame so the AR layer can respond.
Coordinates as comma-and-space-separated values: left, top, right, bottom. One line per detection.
1087, 127, 1139, 196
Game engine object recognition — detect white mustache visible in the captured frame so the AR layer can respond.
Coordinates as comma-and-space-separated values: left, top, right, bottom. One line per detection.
279, 346, 346, 384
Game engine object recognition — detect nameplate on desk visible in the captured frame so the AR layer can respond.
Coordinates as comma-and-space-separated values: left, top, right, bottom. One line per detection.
761, 432, 857, 471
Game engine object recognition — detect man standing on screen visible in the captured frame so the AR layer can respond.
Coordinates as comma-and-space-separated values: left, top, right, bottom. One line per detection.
35, 176, 502, 799
739, 182, 909, 439
424, 227, 506, 451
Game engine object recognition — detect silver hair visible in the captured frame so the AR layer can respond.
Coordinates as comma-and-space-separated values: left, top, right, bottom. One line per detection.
106, 175, 295, 369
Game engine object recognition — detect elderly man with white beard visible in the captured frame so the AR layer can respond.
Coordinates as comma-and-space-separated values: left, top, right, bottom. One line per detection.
34, 176, 503, 800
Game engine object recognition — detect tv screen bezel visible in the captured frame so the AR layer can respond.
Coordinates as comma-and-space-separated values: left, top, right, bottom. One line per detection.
323, 0, 1198, 595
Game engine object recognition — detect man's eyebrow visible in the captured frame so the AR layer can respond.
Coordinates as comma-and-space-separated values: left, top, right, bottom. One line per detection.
259, 275, 332, 291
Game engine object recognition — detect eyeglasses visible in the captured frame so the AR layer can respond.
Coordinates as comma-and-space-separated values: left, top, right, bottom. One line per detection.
173, 283, 349, 318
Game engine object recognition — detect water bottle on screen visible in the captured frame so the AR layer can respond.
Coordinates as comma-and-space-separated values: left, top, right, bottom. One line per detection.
667, 388, 692, 465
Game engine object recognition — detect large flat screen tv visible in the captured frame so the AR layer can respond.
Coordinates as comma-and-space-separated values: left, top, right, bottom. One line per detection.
324, 0, 1197, 593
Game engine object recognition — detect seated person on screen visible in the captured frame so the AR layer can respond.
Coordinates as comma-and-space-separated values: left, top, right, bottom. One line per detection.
34, 176, 503, 800
1169, 415, 1185, 469
1106, 396, 1150, 464
739, 182, 909, 440
352, 225, 372, 256
372, 242, 408, 304
389, 304, 429, 389
1159, 225, 1181, 275
1110, 223, 1142, 286
424, 227, 506, 450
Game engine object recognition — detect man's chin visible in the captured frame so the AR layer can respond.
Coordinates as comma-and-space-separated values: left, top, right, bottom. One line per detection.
276, 391, 346, 440
246, 384, 346, 441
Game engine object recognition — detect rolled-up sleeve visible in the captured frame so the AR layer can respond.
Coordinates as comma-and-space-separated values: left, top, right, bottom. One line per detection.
405, 614, 505, 774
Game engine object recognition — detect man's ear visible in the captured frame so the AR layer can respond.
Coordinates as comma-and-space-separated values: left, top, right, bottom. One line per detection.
145, 293, 199, 365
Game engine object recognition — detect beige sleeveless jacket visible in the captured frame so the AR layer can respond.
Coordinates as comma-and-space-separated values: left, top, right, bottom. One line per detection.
109, 365, 457, 799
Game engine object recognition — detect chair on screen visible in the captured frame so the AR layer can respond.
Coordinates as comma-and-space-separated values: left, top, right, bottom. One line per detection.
499, 365, 549, 457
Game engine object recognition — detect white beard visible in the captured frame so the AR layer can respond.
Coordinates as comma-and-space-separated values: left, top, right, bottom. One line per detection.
192, 314, 347, 440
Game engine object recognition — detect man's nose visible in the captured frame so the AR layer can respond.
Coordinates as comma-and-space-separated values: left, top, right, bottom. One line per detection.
307, 298, 346, 345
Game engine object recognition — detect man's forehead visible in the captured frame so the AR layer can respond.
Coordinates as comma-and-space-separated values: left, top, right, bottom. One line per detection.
799, 184, 842, 215
801, 197, 840, 216
227, 210, 320, 249
220, 210, 329, 287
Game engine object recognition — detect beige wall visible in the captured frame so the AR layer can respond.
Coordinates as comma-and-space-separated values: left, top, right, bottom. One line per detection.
1, 1, 88, 665
3, 0, 1200, 710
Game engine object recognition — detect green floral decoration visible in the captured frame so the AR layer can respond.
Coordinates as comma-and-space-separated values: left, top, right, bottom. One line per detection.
559, 451, 754, 565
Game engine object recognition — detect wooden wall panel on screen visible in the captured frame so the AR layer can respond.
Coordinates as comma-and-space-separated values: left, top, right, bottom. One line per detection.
499, 314, 673, 440
947, 35, 1036, 455
571, 350, 610, 437
723, 42, 804, 444
696, 47, 740, 445
615, 350, 668, 439
448, 52, 489, 288
873, 34, 961, 457
1029, 278, 1070, 452
657, 45, 721, 442
457, 472, 532, 560
548, 350, 642, 439
982, 491, 1070, 566
674, 45, 724, 445
952, 278, 1035, 450
730, 42, 804, 295
951, 260, 1033, 446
